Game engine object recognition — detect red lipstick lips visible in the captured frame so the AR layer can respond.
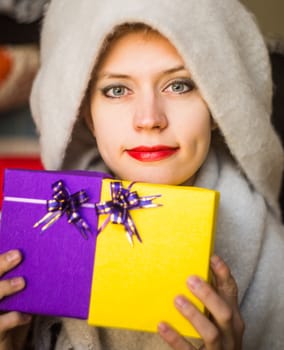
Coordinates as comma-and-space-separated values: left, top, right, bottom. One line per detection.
126, 145, 178, 162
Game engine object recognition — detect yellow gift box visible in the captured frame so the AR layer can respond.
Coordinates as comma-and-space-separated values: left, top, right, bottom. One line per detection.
88, 179, 219, 338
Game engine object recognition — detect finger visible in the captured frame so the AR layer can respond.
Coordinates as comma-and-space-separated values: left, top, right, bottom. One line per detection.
0, 277, 25, 300
210, 256, 245, 339
210, 255, 239, 306
158, 322, 194, 350
0, 250, 22, 276
0, 312, 32, 335
174, 296, 221, 350
187, 275, 234, 327
187, 273, 245, 349
211, 255, 245, 346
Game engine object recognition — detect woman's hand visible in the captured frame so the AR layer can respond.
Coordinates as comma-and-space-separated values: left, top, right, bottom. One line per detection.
0, 250, 32, 346
158, 255, 244, 350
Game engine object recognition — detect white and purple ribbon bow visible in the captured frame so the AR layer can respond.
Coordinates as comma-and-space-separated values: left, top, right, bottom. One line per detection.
33, 180, 91, 239
95, 181, 161, 245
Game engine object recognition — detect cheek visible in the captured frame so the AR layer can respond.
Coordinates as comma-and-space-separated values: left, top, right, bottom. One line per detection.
93, 121, 116, 154
90, 97, 131, 137
194, 115, 212, 141
170, 104, 211, 145
90, 108, 123, 162
90, 100, 109, 139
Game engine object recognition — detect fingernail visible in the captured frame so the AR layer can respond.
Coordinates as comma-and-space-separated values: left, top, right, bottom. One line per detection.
6, 250, 21, 263
10, 277, 25, 288
175, 295, 189, 309
187, 276, 202, 290
158, 322, 169, 333
210, 255, 222, 268
22, 313, 32, 322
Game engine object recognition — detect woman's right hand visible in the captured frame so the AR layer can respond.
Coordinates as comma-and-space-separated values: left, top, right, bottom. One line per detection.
0, 250, 32, 346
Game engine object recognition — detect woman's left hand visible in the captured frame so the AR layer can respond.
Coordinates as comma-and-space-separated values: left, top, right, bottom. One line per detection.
158, 255, 245, 350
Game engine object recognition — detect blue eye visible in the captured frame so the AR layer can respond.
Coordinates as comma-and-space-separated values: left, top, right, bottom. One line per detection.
164, 79, 196, 94
171, 82, 188, 93
102, 85, 129, 98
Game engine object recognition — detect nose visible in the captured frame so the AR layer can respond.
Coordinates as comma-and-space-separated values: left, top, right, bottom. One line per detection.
133, 93, 168, 131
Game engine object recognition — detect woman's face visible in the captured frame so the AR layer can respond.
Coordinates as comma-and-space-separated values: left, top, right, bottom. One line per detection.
90, 30, 212, 185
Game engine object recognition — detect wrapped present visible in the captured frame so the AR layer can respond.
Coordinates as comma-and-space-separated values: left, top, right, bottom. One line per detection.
88, 179, 219, 338
0, 168, 110, 318
0, 169, 219, 338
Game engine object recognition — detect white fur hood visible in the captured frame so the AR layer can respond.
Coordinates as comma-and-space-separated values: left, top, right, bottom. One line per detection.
30, 0, 284, 214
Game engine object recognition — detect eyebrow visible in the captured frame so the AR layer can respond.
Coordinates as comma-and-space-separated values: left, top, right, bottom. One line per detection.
97, 65, 188, 80
163, 65, 187, 74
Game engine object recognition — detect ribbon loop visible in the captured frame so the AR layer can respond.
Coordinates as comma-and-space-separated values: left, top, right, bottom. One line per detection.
95, 181, 161, 245
34, 180, 91, 239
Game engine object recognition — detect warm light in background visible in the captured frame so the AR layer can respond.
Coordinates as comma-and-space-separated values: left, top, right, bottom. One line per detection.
0, 48, 12, 85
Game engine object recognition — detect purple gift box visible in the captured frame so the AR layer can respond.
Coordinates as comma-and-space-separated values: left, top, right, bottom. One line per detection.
0, 169, 111, 318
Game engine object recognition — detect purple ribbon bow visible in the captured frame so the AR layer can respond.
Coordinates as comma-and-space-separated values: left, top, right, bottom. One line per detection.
95, 181, 161, 245
33, 180, 91, 239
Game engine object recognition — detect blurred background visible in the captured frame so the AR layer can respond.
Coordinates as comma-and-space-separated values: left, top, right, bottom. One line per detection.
0, 0, 283, 209
241, 0, 284, 37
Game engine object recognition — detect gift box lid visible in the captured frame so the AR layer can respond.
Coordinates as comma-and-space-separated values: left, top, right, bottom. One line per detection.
88, 179, 219, 338
0, 168, 111, 318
